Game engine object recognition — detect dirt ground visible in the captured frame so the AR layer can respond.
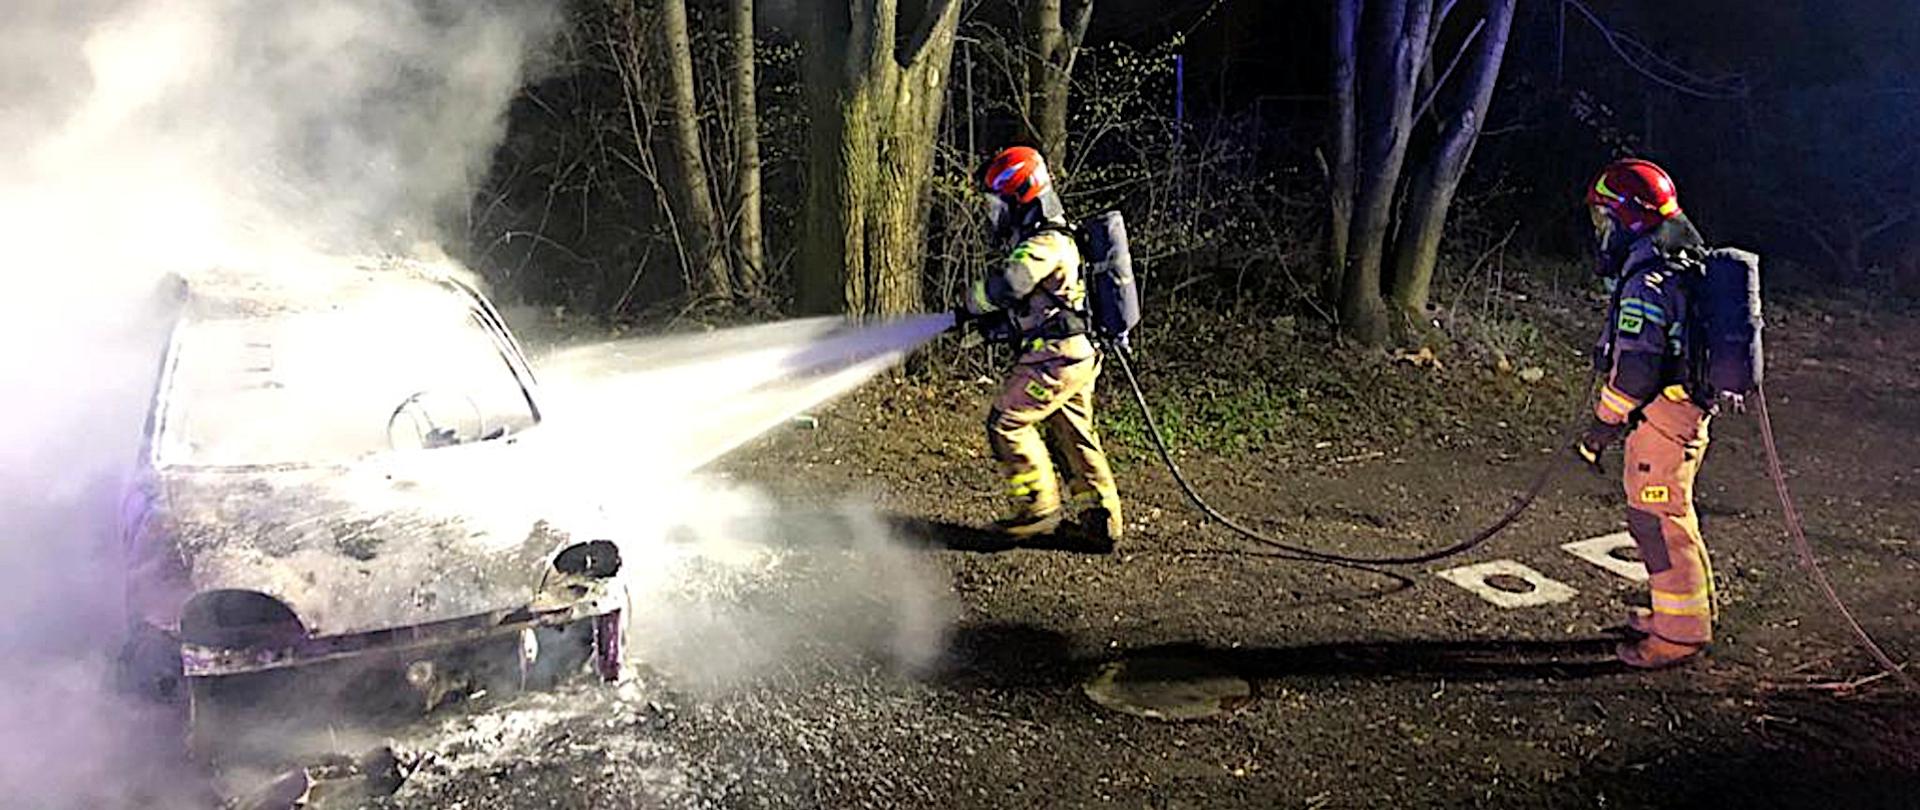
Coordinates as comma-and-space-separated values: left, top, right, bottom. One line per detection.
343, 290, 1920, 810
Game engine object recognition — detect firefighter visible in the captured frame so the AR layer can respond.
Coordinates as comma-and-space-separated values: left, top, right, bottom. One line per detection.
1576, 158, 1717, 669
961, 146, 1123, 547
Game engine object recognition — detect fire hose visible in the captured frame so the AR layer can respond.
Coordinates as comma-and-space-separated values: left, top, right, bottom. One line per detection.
1752, 386, 1917, 691
1102, 337, 1580, 566
1103, 338, 1915, 690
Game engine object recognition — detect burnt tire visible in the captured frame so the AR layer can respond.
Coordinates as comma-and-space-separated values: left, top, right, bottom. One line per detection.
115, 623, 186, 705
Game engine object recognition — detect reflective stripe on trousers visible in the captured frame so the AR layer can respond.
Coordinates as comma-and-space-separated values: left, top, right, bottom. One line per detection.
1624, 395, 1715, 645
986, 355, 1120, 519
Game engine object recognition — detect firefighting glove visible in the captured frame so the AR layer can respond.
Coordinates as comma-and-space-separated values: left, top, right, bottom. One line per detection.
1574, 418, 1626, 476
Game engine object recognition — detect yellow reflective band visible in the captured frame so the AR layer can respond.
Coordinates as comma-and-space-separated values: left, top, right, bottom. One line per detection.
1595, 176, 1622, 201
1658, 199, 1680, 216
1657, 582, 1713, 600
1662, 384, 1690, 402
1652, 583, 1713, 611
1007, 470, 1043, 485
1652, 602, 1712, 617
1599, 396, 1633, 419
1599, 385, 1638, 418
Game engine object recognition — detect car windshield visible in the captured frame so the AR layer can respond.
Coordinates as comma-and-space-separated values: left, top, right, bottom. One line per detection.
156, 289, 537, 468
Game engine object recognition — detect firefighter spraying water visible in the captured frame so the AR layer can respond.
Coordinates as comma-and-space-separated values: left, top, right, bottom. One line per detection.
952, 146, 1132, 548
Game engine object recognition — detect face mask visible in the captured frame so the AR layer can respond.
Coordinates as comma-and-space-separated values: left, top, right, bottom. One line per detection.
1591, 206, 1627, 278
985, 195, 1017, 248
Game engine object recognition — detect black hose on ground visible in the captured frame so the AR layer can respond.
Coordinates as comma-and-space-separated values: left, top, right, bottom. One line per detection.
1753, 386, 1917, 692
1102, 339, 1582, 567
1106, 336, 1915, 690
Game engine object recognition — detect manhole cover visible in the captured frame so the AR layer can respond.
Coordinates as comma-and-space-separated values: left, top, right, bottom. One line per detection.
1484, 573, 1537, 594
1082, 657, 1252, 721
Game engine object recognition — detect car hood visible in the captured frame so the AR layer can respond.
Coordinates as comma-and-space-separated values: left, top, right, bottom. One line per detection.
143, 440, 588, 638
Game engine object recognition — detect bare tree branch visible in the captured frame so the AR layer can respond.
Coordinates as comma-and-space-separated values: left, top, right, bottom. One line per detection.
1063, 0, 1095, 77
1413, 16, 1487, 124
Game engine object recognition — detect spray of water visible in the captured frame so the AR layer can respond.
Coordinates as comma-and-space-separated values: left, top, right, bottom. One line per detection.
532, 314, 961, 686
320, 311, 961, 684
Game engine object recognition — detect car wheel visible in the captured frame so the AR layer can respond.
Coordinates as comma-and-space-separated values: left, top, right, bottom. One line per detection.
115, 623, 186, 705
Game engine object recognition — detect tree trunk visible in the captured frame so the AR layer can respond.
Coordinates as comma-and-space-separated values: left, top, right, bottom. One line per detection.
1326, 0, 1361, 304
727, 0, 766, 300
658, 0, 731, 302
798, 0, 964, 316
1024, 0, 1093, 169
1389, 0, 1515, 321
1338, 0, 1430, 346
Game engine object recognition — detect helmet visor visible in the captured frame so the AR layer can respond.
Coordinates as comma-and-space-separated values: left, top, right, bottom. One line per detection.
985, 195, 1015, 245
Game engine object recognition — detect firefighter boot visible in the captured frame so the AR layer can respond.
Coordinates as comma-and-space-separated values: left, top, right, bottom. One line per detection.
1625, 607, 1655, 635
992, 510, 1064, 539
1617, 636, 1707, 669
1082, 505, 1124, 552
1083, 502, 1124, 549
1066, 491, 1124, 552
992, 472, 1065, 539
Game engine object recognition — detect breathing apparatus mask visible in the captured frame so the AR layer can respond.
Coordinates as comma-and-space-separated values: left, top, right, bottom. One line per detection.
1591, 205, 1632, 284
986, 186, 1068, 250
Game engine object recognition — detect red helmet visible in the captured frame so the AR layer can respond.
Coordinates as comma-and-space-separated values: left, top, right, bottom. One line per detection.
1586, 158, 1681, 234
981, 146, 1052, 204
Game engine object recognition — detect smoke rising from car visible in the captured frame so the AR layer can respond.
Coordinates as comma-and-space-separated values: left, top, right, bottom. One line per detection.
0, 0, 558, 805
2, 0, 962, 802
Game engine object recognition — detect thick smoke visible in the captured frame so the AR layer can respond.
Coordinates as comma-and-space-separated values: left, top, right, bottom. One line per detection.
0, 1, 957, 805
0, 0, 559, 805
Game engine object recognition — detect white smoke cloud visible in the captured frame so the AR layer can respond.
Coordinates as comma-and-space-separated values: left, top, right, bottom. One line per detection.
0, 1, 959, 804
0, 0, 559, 805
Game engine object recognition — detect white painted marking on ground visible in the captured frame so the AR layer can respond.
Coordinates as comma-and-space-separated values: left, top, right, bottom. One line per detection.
1435, 559, 1579, 608
1561, 532, 1649, 582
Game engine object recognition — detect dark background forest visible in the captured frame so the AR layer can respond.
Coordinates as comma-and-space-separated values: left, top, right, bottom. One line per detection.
458, 0, 1920, 341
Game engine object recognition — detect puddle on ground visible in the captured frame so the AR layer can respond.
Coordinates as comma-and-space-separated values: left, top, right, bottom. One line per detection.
1082, 657, 1252, 721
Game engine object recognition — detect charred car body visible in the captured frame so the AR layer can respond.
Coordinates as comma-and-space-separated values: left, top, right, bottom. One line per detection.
117, 259, 626, 733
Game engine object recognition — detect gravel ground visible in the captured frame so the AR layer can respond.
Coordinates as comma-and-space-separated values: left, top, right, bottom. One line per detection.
222, 296, 1920, 809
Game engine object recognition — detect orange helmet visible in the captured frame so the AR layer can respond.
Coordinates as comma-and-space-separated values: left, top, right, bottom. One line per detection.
1586, 158, 1681, 235
980, 146, 1052, 204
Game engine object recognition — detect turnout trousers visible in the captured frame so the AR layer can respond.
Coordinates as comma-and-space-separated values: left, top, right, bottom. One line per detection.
1624, 392, 1715, 645
986, 353, 1120, 522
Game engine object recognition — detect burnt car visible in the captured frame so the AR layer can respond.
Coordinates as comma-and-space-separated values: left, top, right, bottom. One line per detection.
115, 259, 626, 735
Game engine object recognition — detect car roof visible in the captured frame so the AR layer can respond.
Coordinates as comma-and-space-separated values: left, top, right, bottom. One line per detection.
175, 255, 476, 321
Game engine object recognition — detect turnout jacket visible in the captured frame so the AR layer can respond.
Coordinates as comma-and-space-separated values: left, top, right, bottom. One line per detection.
1595, 238, 1699, 426
967, 228, 1095, 365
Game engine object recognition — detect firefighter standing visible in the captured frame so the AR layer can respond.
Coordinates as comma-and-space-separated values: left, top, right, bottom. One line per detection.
961, 146, 1124, 547
1577, 158, 1719, 669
